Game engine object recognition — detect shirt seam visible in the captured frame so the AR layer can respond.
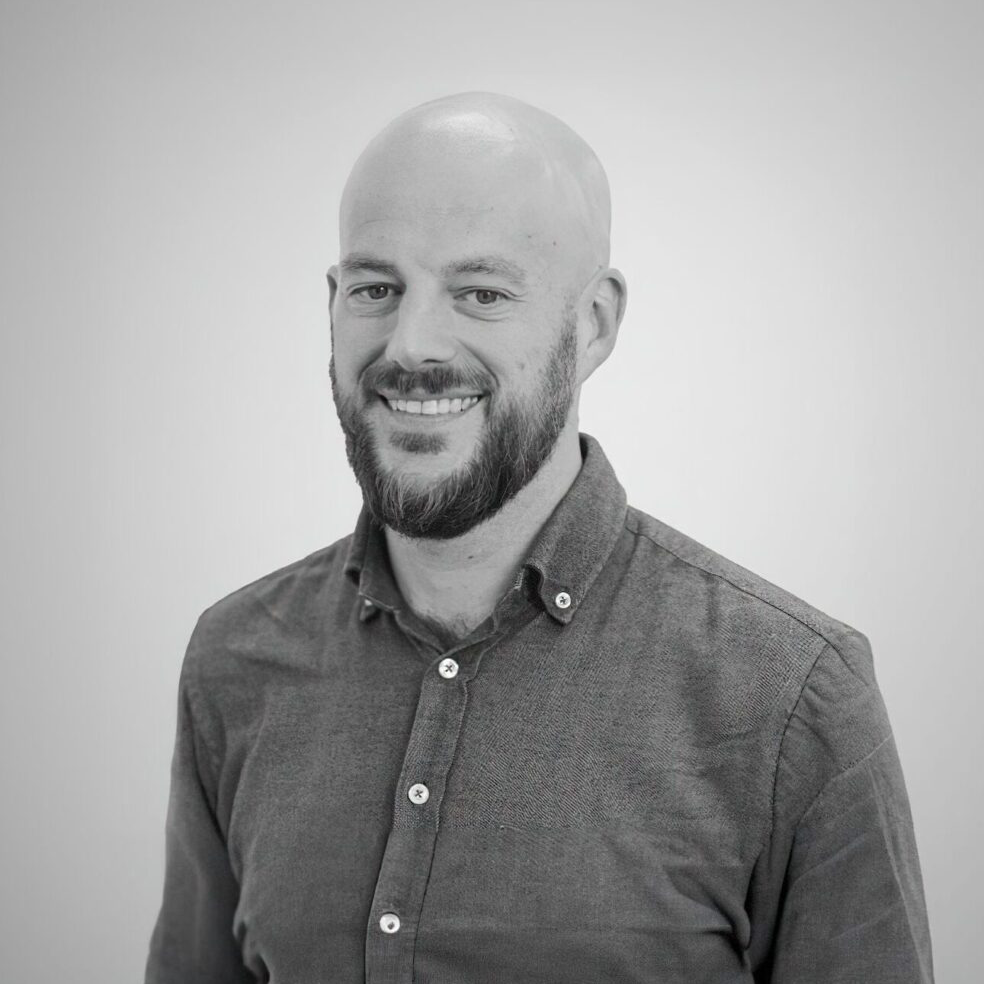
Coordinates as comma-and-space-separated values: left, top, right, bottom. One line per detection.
182, 641, 224, 819
621, 517, 873, 856
623, 515, 845, 653
200, 544, 343, 623
762, 641, 830, 855
765, 640, 892, 864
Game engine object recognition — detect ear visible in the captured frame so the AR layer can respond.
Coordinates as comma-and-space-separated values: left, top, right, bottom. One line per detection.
326, 265, 339, 310
579, 267, 627, 383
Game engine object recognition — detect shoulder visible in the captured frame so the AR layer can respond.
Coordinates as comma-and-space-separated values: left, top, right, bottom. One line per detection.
181, 533, 356, 683
624, 505, 871, 669
622, 505, 891, 777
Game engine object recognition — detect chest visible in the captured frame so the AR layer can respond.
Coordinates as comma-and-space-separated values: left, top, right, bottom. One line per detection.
218, 617, 778, 983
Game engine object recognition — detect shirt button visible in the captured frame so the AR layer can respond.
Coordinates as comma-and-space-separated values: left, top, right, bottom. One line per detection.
379, 912, 401, 934
438, 658, 459, 679
554, 591, 572, 609
408, 782, 430, 804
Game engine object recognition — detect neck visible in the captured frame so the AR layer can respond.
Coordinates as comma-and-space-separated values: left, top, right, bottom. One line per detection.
384, 423, 584, 638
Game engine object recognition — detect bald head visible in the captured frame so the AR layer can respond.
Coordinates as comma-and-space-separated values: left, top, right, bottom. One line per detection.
327, 94, 627, 537
339, 92, 613, 292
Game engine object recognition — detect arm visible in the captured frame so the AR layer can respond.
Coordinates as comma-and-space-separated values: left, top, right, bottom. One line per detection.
768, 731, 933, 981
145, 647, 255, 984
754, 636, 934, 982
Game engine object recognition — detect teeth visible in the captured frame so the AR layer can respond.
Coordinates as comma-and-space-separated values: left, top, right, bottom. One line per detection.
386, 395, 482, 415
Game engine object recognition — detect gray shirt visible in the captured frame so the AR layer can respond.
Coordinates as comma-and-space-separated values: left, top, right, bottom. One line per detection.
146, 432, 934, 982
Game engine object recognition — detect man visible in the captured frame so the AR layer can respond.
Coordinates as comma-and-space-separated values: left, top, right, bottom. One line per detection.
146, 92, 934, 983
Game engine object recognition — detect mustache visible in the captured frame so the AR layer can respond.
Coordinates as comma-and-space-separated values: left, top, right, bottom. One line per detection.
360, 361, 494, 398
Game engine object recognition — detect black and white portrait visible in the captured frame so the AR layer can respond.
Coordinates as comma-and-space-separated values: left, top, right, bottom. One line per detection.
2, 3, 980, 982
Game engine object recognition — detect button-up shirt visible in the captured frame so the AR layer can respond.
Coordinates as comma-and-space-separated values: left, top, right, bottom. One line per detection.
146, 433, 934, 983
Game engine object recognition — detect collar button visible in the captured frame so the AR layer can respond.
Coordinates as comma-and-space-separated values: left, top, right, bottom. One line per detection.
554, 591, 572, 610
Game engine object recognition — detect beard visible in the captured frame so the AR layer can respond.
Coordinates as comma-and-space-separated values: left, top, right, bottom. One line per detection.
330, 312, 578, 540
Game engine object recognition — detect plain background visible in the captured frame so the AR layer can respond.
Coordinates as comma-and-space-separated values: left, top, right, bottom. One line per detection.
1, 1, 980, 981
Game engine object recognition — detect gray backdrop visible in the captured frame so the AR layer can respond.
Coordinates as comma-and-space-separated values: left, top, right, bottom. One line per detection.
2, 1, 980, 981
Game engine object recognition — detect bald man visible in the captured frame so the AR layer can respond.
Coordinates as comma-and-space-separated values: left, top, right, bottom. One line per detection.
146, 94, 933, 983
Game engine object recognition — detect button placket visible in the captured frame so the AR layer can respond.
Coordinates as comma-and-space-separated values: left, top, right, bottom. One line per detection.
365, 650, 475, 981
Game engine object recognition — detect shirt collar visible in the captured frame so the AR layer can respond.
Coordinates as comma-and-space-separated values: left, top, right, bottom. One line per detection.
343, 432, 628, 625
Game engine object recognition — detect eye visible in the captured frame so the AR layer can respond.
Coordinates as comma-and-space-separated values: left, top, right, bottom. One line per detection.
466, 289, 504, 306
357, 284, 392, 301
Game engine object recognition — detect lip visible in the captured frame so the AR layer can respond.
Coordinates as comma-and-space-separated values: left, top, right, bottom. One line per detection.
376, 393, 485, 420
376, 390, 483, 402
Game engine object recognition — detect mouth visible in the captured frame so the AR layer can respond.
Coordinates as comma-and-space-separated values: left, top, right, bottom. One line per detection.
378, 394, 485, 417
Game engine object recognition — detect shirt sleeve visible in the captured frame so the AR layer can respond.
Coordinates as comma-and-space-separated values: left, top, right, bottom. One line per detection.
145, 645, 255, 984
755, 636, 934, 982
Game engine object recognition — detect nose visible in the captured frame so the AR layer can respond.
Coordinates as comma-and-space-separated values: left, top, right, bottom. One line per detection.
383, 288, 457, 370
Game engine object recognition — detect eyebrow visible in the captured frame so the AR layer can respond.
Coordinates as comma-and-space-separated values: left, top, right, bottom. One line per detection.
442, 255, 528, 288
339, 253, 401, 279
339, 252, 528, 288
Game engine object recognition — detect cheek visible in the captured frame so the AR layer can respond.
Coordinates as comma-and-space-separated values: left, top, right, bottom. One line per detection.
466, 311, 559, 382
332, 325, 378, 379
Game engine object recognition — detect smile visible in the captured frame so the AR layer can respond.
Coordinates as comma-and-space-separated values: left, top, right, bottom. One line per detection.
383, 395, 483, 416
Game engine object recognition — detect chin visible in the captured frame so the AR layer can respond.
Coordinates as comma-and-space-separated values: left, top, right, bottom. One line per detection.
378, 453, 462, 488
382, 423, 480, 461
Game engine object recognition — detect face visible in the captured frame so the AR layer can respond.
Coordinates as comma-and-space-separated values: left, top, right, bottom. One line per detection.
328, 154, 587, 539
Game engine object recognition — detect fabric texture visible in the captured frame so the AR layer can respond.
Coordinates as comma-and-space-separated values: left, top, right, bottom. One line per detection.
146, 433, 934, 983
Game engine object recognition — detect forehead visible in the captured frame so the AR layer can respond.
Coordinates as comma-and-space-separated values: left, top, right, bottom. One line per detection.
339, 147, 581, 284
340, 211, 555, 286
